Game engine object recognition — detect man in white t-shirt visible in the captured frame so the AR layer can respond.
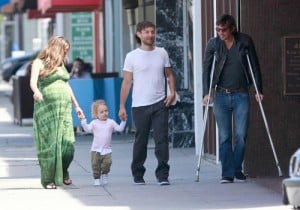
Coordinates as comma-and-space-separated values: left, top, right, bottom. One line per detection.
119, 20, 176, 186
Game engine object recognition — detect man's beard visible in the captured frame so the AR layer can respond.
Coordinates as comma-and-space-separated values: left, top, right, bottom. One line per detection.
142, 39, 154, 46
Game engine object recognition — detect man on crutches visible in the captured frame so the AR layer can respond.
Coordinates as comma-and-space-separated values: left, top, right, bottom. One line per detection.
202, 14, 264, 184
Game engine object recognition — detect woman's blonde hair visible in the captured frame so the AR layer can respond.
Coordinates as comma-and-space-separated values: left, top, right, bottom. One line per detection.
91, 99, 107, 118
38, 35, 70, 76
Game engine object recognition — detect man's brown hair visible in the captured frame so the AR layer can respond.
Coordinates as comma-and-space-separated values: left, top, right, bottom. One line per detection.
135, 20, 156, 45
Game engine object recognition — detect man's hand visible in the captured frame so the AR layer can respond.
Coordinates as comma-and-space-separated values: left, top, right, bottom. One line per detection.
164, 93, 176, 106
119, 107, 127, 121
255, 93, 264, 102
203, 94, 213, 105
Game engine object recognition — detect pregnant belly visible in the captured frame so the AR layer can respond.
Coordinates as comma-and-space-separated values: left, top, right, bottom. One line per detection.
42, 82, 70, 101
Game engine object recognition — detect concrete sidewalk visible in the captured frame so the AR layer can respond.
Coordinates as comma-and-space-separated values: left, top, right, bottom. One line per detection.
0, 79, 290, 210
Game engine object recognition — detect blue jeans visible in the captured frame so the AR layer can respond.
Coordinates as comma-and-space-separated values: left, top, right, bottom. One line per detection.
213, 91, 250, 178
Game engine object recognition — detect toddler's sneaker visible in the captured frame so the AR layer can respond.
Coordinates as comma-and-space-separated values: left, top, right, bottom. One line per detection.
101, 174, 108, 185
94, 178, 100, 186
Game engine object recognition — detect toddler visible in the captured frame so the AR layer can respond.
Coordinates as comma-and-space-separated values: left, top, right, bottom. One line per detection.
78, 99, 126, 186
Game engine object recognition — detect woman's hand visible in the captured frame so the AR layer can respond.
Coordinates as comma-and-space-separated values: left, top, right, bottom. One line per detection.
75, 106, 84, 117
77, 109, 86, 120
33, 90, 43, 101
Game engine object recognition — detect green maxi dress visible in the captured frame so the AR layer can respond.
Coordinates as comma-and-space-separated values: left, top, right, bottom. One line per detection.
33, 61, 75, 188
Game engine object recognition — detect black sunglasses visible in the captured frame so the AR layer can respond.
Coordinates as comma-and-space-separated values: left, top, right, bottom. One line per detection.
216, 27, 229, 33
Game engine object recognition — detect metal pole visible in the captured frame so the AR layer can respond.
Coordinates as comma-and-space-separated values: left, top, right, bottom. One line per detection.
193, 0, 203, 157
245, 52, 283, 177
195, 55, 216, 182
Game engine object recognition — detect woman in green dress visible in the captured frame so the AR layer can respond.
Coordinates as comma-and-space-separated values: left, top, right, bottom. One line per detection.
30, 36, 83, 189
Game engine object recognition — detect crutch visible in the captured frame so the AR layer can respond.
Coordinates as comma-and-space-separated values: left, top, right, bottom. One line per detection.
195, 54, 216, 182
245, 51, 283, 177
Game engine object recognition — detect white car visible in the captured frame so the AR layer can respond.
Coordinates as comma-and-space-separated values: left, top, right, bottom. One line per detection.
282, 148, 300, 209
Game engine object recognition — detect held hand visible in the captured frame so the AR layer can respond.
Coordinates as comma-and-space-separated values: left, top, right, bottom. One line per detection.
33, 90, 44, 102
255, 93, 264, 102
77, 110, 85, 120
118, 107, 127, 121
203, 95, 213, 105
75, 106, 84, 119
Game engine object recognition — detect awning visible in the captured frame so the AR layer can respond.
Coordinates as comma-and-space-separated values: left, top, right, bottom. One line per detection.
27, 9, 55, 19
38, 0, 103, 14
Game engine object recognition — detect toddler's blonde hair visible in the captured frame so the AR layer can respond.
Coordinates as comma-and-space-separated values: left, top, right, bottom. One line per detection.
91, 99, 107, 118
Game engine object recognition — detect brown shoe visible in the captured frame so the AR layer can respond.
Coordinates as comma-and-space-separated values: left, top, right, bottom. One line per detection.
63, 179, 72, 185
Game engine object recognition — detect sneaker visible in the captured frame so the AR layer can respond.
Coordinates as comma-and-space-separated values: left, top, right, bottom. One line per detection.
220, 177, 234, 184
158, 179, 170, 186
101, 174, 108, 185
235, 171, 247, 182
94, 178, 100, 186
133, 177, 145, 185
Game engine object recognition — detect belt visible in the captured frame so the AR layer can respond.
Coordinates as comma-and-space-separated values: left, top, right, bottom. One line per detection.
216, 86, 248, 94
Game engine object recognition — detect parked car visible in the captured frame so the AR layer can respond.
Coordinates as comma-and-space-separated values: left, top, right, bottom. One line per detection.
1, 51, 38, 82
15, 61, 32, 77
282, 148, 300, 209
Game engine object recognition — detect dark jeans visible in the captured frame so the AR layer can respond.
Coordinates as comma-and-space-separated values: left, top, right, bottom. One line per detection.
131, 100, 170, 181
213, 91, 250, 178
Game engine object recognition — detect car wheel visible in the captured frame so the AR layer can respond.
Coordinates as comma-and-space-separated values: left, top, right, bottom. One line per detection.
282, 184, 289, 205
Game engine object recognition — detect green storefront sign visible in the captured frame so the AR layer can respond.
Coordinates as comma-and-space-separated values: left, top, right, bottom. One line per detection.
71, 12, 94, 64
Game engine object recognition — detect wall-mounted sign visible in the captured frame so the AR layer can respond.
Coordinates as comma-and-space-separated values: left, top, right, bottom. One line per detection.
71, 12, 93, 64
282, 36, 300, 95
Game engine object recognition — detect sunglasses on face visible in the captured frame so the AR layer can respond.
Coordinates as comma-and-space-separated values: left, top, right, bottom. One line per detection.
216, 27, 229, 33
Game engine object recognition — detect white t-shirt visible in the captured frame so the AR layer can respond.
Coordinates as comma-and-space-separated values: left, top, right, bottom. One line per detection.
81, 119, 126, 155
123, 47, 171, 107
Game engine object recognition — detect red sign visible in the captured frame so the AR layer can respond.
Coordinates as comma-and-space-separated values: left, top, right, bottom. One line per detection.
27, 9, 55, 19
38, 0, 103, 14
